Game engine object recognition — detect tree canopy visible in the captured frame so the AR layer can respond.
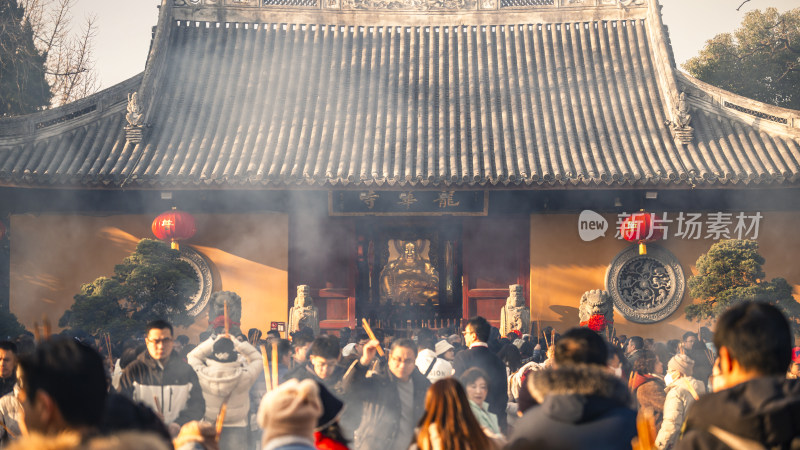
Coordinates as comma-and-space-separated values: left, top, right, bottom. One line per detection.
0, 309, 27, 339
683, 7, 800, 110
59, 239, 199, 339
0, 0, 52, 116
685, 239, 800, 336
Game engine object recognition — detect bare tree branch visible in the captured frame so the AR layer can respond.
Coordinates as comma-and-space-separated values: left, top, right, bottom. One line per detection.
736, 0, 751, 12
18, 0, 98, 107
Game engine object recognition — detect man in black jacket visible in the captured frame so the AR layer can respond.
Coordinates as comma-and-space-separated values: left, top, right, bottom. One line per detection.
677, 302, 800, 449
119, 320, 204, 436
681, 331, 713, 386
285, 335, 345, 390
453, 316, 508, 432
342, 338, 430, 450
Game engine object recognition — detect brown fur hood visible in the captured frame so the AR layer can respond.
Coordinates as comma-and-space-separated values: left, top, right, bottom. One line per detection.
528, 363, 631, 406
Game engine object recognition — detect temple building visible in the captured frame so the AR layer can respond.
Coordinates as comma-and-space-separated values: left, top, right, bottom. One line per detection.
0, 0, 799, 340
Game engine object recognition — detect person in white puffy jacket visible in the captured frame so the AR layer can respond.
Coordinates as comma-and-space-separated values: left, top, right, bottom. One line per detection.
654, 353, 705, 450
414, 329, 454, 383
188, 335, 262, 450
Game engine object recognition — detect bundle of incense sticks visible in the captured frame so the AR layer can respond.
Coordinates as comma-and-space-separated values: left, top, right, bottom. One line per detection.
105, 333, 113, 369
271, 341, 279, 391
42, 316, 51, 339
260, 345, 271, 393
216, 403, 227, 439
361, 318, 385, 357
223, 301, 230, 337
633, 410, 655, 450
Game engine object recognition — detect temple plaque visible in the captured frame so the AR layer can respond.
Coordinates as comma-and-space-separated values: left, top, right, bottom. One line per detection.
329, 190, 487, 216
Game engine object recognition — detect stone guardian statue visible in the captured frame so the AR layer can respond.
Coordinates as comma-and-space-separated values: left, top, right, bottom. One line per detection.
500, 284, 530, 337
288, 285, 319, 336
207, 291, 243, 336
578, 289, 614, 333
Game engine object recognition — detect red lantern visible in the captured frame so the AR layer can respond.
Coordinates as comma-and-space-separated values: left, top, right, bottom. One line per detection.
620, 211, 662, 255
152, 208, 196, 250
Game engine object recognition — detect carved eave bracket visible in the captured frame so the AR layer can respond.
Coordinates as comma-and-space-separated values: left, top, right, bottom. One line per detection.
125, 91, 147, 145
669, 91, 694, 145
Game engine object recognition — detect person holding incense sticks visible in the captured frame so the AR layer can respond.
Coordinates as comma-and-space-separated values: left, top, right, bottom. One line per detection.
119, 320, 205, 437
187, 334, 262, 450
342, 338, 430, 450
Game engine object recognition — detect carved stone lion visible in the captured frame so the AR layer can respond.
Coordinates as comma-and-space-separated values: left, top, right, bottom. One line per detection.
207, 291, 243, 336
578, 289, 613, 330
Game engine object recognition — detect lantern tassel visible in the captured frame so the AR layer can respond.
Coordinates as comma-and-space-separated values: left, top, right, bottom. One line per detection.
639, 242, 647, 255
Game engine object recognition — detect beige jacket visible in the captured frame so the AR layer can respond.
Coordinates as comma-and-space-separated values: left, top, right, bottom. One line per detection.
655, 376, 705, 450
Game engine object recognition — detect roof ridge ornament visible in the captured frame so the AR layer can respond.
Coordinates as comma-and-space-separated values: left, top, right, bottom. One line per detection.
617, 0, 644, 7
342, 0, 468, 10
670, 91, 694, 145
125, 91, 146, 145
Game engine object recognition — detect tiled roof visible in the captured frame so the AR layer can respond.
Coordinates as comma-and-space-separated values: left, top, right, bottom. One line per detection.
0, 1, 799, 188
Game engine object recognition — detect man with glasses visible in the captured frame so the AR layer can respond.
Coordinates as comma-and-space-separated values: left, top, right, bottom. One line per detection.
343, 338, 430, 450
453, 316, 509, 432
119, 319, 204, 436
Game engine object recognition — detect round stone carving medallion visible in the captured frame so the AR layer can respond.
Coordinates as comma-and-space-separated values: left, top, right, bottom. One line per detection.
180, 246, 214, 317
604, 244, 684, 324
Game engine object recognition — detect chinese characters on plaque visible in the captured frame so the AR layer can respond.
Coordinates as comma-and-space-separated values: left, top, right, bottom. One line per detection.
330, 190, 487, 215
612, 212, 762, 241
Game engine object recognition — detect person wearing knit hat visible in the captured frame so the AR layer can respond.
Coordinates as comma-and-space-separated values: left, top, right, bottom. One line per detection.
667, 353, 694, 378
258, 379, 322, 450
655, 354, 706, 449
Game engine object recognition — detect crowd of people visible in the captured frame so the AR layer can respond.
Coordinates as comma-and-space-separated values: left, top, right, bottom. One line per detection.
0, 300, 798, 449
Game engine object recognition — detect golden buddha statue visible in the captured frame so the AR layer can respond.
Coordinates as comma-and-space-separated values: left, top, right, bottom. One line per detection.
379, 241, 439, 305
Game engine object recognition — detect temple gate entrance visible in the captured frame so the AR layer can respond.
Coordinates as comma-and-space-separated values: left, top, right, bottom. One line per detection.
288, 211, 530, 333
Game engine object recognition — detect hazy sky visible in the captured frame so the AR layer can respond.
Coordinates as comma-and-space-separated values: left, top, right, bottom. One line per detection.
72, 0, 797, 90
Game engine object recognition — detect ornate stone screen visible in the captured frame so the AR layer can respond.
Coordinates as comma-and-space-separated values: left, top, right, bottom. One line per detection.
605, 245, 684, 324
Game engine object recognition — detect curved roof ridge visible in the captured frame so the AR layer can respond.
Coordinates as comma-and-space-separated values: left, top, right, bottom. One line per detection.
138, 0, 178, 131
168, 0, 650, 26
675, 71, 800, 139
0, 73, 142, 142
